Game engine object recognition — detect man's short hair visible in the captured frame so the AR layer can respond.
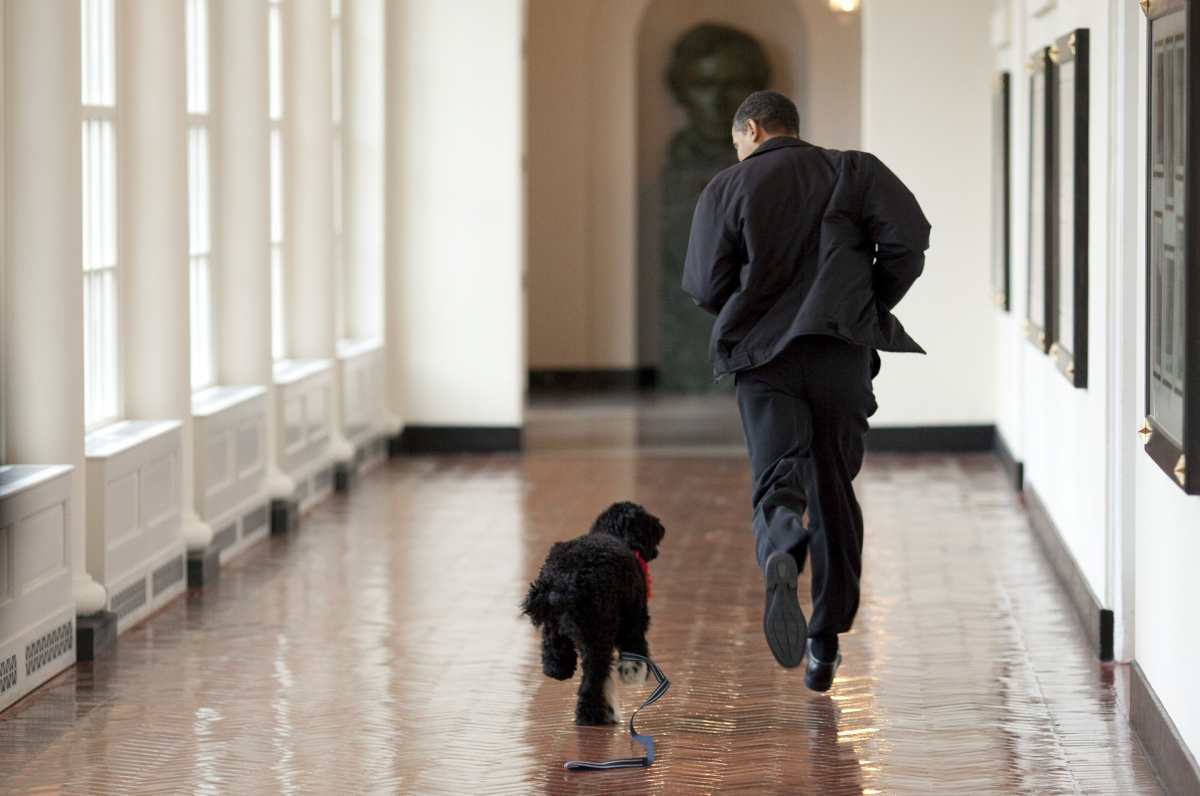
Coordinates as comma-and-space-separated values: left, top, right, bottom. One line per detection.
733, 90, 800, 136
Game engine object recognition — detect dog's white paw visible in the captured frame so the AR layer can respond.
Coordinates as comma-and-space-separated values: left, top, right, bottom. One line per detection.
604, 670, 623, 723
617, 659, 648, 686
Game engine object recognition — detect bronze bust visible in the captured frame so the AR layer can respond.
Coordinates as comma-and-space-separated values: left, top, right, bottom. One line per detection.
660, 24, 770, 392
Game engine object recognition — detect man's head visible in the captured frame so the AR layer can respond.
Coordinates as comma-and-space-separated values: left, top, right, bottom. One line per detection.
731, 90, 800, 161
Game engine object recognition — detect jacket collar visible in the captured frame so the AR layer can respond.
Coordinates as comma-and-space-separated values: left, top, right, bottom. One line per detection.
745, 135, 811, 160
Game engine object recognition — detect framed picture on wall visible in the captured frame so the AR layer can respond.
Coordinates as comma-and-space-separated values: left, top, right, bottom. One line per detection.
1049, 29, 1089, 388
992, 71, 1012, 312
1141, 0, 1198, 494
1025, 46, 1054, 353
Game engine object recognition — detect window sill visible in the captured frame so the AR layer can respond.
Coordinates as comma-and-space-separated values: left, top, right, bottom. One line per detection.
193, 385, 268, 418
273, 358, 333, 386
336, 337, 383, 362
85, 420, 183, 460
0, 464, 73, 500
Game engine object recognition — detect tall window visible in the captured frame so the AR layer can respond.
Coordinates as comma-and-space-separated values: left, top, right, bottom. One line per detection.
82, 0, 120, 428
187, 0, 215, 388
332, 0, 345, 340
269, 0, 286, 360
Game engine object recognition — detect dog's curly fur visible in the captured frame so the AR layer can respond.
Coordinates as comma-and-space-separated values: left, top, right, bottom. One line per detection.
520, 502, 666, 725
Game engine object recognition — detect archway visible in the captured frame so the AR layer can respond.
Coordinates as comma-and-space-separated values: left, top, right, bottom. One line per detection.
523, 0, 860, 391
636, 0, 861, 389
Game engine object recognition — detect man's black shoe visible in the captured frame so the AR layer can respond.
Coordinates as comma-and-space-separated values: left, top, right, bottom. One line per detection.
804, 640, 842, 692
763, 551, 807, 668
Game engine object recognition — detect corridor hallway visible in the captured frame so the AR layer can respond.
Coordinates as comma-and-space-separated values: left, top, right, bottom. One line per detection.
0, 399, 1163, 794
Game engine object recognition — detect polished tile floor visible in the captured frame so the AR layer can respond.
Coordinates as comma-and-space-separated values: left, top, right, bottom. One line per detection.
0, 399, 1163, 794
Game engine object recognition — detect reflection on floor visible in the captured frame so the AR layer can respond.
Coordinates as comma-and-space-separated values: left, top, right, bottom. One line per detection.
526, 392, 746, 453
0, 398, 1163, 794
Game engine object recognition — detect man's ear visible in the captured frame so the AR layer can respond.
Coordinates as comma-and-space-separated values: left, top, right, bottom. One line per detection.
747, 118, 764, 142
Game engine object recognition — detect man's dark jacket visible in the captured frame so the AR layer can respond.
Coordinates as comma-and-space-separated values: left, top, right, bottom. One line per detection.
682, 136, 931, 380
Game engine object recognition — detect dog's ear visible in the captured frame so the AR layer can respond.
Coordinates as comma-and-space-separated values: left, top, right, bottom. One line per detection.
589, 501, 636, 538
638, 511, 666, 561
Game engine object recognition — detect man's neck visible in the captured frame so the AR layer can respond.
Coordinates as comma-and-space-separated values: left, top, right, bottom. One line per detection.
749, 133, 797, 157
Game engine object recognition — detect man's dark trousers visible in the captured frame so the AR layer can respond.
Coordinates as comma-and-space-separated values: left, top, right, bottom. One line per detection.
735, 334, 877, 638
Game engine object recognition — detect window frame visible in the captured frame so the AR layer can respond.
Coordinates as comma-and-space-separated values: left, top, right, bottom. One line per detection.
1142, 0, 1199, 494
992, 71, 1012, 314
1025, 45, 1055, 355
187, 0, 216, 390
269, 0, 287, 361
332, 0, 346, 342
1049, 28, 1090, 389
81, 0, 123, 431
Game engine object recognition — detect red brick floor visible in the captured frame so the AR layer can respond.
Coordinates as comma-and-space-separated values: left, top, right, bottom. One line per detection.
0, 402, 1163, 794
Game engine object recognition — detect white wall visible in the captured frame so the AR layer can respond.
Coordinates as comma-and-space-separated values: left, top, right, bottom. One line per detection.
991, 0, 1200, 761
1013, 0, 1113, 600
0, 0, 6, 466
1135, 461, 1200, 757
386, 0, 525, 427
862, 0, 995, 426
525, 0, 593, 369
343, 0, 385, 343
993, 2, 1026, 461
1129, 0, 1200, 758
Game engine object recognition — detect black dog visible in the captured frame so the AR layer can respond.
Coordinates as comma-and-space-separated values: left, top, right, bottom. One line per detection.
521, 502, 665, 725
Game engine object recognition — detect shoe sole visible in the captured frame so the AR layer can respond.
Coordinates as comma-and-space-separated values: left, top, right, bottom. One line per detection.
763, 552, 807, 668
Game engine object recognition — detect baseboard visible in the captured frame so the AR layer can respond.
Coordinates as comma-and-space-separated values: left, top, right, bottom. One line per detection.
994, 428, 1025, 491
394, 426, 523, 454
1130, 661, 1200, 795
1023, 484, 1114, 661
528, 368, 658, 393
866, 424, 996, 453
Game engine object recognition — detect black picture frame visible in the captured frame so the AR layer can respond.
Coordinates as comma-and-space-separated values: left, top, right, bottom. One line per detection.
1025, 46, 1054, 353
1049, 29, 1090, 388
992, 72, 1012, 312
1142, 0, 1198, 495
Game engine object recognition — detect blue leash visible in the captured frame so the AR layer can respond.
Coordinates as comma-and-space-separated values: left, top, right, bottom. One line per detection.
564, 652, 671, 771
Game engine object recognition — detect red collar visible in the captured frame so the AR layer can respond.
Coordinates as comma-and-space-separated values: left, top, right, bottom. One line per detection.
634, 551, 652, 600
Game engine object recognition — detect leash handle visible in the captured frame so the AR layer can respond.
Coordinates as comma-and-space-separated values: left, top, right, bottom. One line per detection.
564, 652, 670, 772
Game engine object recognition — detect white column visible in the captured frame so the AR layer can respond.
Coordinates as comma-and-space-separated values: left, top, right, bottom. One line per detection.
118, 0, 212, 551
344, 0, 384, 342
287, 0, 353, 462
385, 0, 525, 429
213, 0, 293, 499
3, 0, 107, 613
383, 0, 407, 432
1105, 0, 1142, 664
345, 0, 397, 435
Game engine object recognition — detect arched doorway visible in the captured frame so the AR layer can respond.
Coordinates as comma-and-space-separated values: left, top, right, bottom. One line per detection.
637, 0, 862, 391
524, 0, 860, 394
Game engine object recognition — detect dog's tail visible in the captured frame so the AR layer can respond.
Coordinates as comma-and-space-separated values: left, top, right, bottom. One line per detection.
519, 575, 560, 628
